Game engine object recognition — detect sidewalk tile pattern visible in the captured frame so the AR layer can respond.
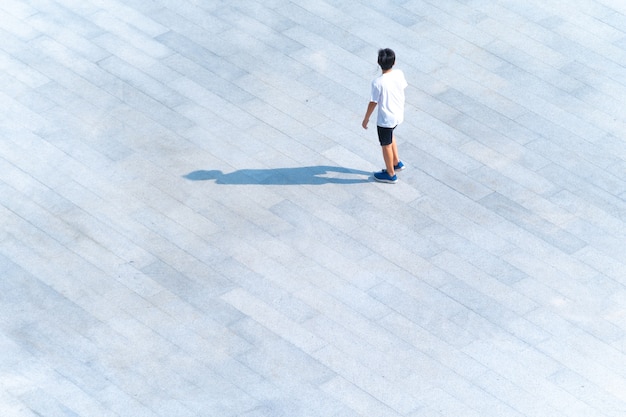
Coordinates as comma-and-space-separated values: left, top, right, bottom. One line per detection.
1, 0, 626, 416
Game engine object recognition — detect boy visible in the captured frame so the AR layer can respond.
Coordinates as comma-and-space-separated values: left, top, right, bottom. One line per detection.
362, 48, 408, 183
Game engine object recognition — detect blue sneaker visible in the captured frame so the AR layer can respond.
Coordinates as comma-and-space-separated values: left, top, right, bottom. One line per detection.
374, 170, 397, 183
383, 161, 406, 174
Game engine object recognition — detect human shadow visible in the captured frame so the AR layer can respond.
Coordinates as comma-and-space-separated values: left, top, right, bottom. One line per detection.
183, 166, 372, 185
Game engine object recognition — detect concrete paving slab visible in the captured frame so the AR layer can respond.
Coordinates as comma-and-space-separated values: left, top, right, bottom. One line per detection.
2, 0, 626, 416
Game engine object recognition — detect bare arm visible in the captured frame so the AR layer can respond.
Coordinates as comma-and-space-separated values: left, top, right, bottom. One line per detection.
362, 101, 377, 129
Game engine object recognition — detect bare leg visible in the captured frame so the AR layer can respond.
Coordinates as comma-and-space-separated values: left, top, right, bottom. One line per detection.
391, 135, 399, 166
382, 144, 395, 176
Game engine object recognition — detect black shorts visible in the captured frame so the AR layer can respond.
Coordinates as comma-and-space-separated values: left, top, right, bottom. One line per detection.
377, 125, 396, 146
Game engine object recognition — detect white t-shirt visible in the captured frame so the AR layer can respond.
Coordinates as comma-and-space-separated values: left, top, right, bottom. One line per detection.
370, 69, 408, 128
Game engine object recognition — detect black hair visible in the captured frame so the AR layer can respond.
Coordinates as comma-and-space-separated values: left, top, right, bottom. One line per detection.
378, 48, 395, 71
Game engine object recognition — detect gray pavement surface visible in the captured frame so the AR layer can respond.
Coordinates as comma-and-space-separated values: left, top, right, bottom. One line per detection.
1, 0, 626, 416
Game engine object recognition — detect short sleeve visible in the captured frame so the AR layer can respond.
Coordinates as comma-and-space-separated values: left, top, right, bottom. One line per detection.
370, 80, 381, 103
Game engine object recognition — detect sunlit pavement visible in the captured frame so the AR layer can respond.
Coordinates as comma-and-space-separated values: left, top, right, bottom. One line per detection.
1, 1, 626, 416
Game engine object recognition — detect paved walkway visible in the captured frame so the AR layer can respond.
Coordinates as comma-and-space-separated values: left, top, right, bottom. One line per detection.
1, 0, 626, 416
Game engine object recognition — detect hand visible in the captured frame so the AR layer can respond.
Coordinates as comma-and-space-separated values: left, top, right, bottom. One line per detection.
362, 119, 369, 129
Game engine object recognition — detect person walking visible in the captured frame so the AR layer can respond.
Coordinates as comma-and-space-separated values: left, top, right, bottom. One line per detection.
362, 48, 408, 184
